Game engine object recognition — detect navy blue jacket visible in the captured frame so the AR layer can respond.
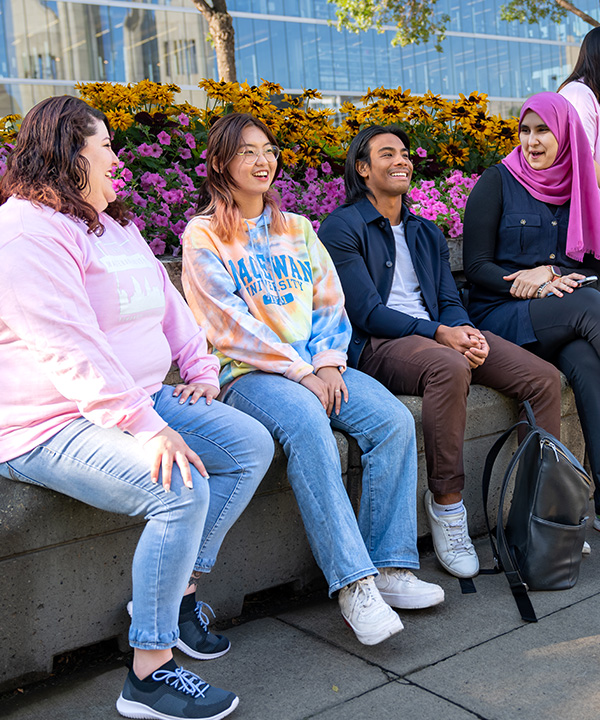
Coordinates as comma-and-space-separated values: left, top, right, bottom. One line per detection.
318, 197, 471, 367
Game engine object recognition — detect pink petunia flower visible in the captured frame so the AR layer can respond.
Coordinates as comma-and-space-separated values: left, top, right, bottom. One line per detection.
149, 238, 166, 255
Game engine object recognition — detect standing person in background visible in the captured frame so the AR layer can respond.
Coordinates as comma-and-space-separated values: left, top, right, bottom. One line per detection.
559, 26, 600, 186
182, 112, 444, 649
319, 125, 562, 581
0, 96, 275, 720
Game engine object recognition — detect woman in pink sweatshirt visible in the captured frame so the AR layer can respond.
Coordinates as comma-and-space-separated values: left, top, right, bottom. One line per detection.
559, 26, 600, 185
0, 96, 273, 720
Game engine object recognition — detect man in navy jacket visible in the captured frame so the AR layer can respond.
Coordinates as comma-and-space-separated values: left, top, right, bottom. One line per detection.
319, 125, 561, 579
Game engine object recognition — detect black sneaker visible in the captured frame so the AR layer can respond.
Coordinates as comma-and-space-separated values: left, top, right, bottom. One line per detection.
126, 596, 231, 661
116, 659, 238, 720
177, 596, 231, 661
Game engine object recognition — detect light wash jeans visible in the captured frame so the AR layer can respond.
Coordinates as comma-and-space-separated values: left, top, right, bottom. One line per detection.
0, 386, 274, 650
222, 367, 419, 595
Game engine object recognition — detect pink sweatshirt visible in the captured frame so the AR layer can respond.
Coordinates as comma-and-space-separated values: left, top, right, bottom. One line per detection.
0, 197, 219, 462
560, 80, 600, 163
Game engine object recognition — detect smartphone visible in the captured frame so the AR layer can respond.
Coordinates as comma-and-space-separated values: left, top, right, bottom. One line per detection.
547, 275, 598, 296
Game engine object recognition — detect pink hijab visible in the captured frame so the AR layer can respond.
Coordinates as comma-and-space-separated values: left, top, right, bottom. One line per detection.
502, 92, 600, 261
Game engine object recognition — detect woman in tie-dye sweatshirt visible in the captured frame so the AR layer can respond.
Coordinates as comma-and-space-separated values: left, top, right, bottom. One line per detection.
182, 113, 444, 648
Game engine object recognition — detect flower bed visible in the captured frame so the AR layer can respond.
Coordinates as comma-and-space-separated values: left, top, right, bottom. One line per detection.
0, 80, 518, 254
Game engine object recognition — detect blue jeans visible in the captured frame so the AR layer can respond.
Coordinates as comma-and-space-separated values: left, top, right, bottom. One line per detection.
222, 367, 419, 595
0, 386, 274, 650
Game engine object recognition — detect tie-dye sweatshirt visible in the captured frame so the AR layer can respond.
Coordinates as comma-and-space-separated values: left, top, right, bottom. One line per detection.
182, 211, 351, 386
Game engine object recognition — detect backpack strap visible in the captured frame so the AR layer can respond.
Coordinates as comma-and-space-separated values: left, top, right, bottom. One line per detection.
481, 407, 539, 623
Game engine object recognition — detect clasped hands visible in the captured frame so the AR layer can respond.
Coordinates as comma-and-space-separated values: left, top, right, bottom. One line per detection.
503, 266, 585, 299
300, 366, 348, 416
434, 324, 489, 368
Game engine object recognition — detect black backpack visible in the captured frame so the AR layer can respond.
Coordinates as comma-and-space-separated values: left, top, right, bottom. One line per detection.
481, 401, 592, 622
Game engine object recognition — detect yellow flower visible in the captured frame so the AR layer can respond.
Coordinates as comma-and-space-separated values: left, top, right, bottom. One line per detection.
301, 88, 322, 100
106, 109, 134, 131
339, 101, 356, 115
259, 79, 283, 95
177, 102, 202, 118
439, 142, 470, 166
281, 148, 298, 166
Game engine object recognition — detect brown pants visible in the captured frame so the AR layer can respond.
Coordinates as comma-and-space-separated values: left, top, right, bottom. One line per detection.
359, 331, 561, 496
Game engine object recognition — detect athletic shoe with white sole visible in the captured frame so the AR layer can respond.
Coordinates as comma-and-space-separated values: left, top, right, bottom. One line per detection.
374, 568, 445, 609
127, 595, 230, 661
582, 540, 591, 555
116, 658, 238, 720
338, 575, 404, 646
424, 490, 479, 579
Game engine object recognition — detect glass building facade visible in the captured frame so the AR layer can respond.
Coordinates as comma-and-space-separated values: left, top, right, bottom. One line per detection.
0, 0, 597, 116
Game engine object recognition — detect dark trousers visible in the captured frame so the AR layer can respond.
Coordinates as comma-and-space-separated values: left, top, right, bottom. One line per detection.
359, 331, 561, 497
528, 287, 600, 514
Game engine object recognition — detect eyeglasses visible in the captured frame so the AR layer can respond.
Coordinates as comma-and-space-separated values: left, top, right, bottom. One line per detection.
236, 146, 280, 164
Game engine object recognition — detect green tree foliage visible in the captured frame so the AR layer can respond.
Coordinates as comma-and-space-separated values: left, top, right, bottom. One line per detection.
500, 0, 599, 28
328, 0, 598, 53
328, 0, 450, 51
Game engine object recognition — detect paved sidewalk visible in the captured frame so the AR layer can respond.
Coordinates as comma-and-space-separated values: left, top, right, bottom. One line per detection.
3, 528, 600, 720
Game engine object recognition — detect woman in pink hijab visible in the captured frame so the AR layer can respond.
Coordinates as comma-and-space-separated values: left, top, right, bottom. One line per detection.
463, 91, 600, 530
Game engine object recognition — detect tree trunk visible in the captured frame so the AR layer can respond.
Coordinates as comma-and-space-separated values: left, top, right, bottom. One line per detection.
556, 0, 600, 27
192, 0, 237, 82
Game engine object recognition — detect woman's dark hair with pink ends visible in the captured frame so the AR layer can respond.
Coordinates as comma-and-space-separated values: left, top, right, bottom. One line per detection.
196, 112, 286, 240
559, 26, 600, 103
0, 95, 130, 234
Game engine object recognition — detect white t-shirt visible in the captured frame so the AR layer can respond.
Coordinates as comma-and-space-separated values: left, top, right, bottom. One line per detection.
386, 222, 431, 320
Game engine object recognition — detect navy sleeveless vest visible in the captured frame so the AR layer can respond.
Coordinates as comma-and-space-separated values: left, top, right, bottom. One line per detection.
468, 164, 572, 346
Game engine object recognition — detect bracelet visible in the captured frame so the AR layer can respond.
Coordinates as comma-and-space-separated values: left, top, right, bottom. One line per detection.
537, 281, 551, 298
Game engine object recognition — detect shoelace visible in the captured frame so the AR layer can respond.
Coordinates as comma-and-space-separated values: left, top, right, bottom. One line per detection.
351, 577, 377, 607
152, 666, 210, 698
194, 601, 216, 631
445, 519, 471, 552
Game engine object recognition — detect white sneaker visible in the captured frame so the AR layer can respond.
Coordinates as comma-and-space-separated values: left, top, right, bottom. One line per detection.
594, 516, 600, 532
582, 540, 591, 556
424, 490, 479, 578
338, 576, 404, 646
374, 568, 445, 609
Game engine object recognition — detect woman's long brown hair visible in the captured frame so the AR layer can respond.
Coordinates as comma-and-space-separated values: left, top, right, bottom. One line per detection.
195, 113, 286, 241
558, 26, 600, 104
0, 95, 130, 234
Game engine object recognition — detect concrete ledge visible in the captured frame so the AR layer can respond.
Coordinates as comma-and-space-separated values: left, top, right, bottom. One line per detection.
0, 377, 584, 692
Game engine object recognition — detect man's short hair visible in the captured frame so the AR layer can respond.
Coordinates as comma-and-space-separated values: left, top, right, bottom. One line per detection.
344, 125, 411, 204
